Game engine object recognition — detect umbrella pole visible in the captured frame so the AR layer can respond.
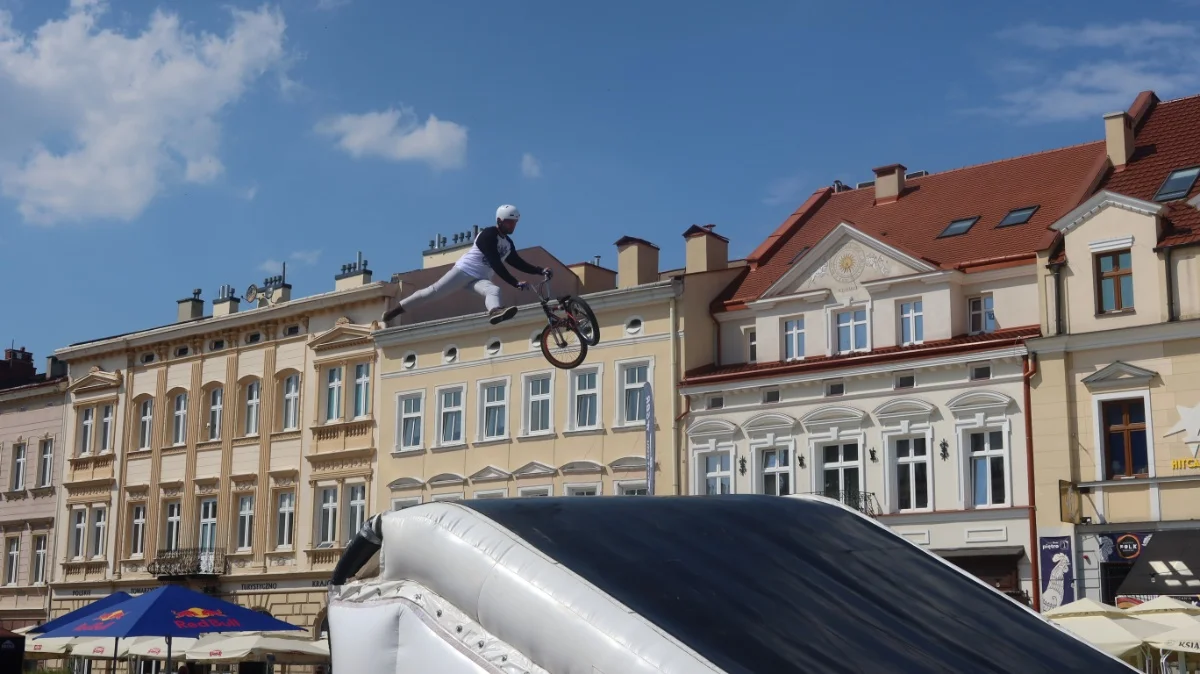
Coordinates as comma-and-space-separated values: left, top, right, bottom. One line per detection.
112, 636, 118, 674
166, 634, 172, 674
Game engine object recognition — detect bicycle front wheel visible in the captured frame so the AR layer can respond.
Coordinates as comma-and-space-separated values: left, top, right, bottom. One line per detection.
563, 296, 600, 346
539, 322, 588, 369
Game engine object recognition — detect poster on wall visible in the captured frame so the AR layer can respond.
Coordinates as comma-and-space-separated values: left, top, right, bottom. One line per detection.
1095, 532, 1153, 562
1038, 536, 1075, 612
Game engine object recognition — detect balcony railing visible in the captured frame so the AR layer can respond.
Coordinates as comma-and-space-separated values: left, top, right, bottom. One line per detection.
146, 548, 228, 579
803, 490, 882, 518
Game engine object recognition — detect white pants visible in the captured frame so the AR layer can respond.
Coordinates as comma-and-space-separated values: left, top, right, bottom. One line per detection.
399, 266, 502, 312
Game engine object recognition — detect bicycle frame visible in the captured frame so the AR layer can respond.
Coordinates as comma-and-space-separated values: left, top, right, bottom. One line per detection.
530, 277, 577, 330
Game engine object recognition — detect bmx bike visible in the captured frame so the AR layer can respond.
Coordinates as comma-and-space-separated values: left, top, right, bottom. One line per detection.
527, 276, 600, 369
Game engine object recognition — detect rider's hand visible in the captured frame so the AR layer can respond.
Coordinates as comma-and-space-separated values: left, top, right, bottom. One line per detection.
517, 281, 530, 291
542, 267, 553, 279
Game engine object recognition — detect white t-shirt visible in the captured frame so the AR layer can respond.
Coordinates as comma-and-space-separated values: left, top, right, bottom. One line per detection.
454, 228, 514, 280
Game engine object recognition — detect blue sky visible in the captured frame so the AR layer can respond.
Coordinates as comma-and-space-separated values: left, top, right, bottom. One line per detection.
2, 0, 1198, 364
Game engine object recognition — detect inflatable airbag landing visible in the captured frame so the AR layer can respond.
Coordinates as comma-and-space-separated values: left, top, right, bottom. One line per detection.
328, 494, 1136, 674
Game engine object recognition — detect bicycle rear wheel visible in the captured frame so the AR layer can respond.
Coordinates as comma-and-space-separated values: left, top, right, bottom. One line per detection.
539, 322, 588, 369
563, 296, 600, 346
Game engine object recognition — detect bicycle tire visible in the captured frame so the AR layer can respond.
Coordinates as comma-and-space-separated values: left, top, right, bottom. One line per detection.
540, 323, 588, 369
563, 296, 600, 346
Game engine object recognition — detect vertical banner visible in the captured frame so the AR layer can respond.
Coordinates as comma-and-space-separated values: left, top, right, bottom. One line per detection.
643, 380, 656, 495
1038, 536, 1075, 612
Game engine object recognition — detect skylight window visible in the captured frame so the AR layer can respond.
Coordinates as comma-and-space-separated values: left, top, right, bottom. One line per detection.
1154, 167, 1200, 202
938, 216, 979, 238
997, 205, 1039, 227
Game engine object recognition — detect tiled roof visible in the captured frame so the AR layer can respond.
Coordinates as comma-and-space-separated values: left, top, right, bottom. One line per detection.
721, 142, 1107, 309
682, 325, 1040, 386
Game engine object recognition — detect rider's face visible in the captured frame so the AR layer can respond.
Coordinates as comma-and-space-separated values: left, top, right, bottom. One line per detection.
498, 218, 518, 234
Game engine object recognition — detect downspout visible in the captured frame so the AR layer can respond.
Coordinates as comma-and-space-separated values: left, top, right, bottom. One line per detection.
1166, 246, 1177, 322
1023, 353, 1041, 611
669, 285, 680, 495
1049, 261, 1065, 336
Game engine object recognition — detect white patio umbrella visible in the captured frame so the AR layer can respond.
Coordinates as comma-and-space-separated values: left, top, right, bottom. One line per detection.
183, 630, 329, 664
1125, 596, 1200, 629
1046, 598, 1172, 658
65, 637, 128, 659
24, 634, 75, 659
124, 635, 200, 660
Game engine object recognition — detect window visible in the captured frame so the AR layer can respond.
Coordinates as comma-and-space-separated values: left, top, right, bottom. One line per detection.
318, 487, 338, 547
99, 404, 113, 452
38, 439, 52, 487
970, 363, 992, 381
474, 489, 507, 499
783, 318, 804, 361
894, 437, 929, 511
130, 505, 146, 557
565, 484, 599, 496
822, 443, 860, 501
172, 393, 188, 445
625, 317, 643, 335
392, 497, 421, 510
997, 205, 1038, 227
1153, 166, 1200, 202
969, 430, 1007, 506
197, 499, 217, 567
617, 481, 648, 496
210, 339, 225, 351
825, 380, 845, 397
620, 362, 649, 424
402, 353, 417, 370
938, 216, 979, 237
481, 381, 507, 440
703, 452, 731, 495
237, 496, 254, 550
748, 329, 758, 363
573, 369, 599, 429
760, 447, 791, 496
141, 352, 155, 364
175, 346, 189, 358
10, 444, 24, 491
518, 486, 551, 498
438, 388, 464, 445
5, 538, 17, 585
398, 394, 423, 450
284, 324, 300, 337
968, 295, 995, 334
443, 346, 458, 363
71, 509, 86, 558
895, 371, 915, 389
431, 493, 463, 502
325, 367, 343, 422
347, 485, 366, 542
276, 492, 295, 549
1096, 250, 1134, 313
1102, 399, 1148, 479
485, 339, 501, 356
138, 399, 153, 449
32, 535, 45, 584
79, 408, 94, 455
353, 363, 371, 418
282, 374, 300, 430
245, 381, 261, 435
246, 332, 262, 344
207, 388, 223, 441
899, 300, 923, 346
835, 309, 868, 353
526, 375, 552, 434
762, 389, 780, 404
164, 502, 181, 552
707, 396, 724, 410
90, 507, 106, 558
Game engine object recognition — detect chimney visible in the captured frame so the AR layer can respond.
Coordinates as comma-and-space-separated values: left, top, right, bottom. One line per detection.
177, 289, 204, 322
614, 237, 660, 289
212, 284, 240, 317
872, 164, 907, 205
683, 224, 729, 274
335, 251, 373, 291
0, 347, 36, 388
45, 355, 66, 379
422, 226, 479, 269
259, 265, 292, 305
567, 257, 617, 294
1104, 111, 1134, 170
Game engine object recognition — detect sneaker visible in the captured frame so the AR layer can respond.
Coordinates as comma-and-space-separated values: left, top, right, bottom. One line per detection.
489, 306, 519, 324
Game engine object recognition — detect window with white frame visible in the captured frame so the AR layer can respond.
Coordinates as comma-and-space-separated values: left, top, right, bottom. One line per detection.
969, 430, 1007, 507
821, 443, 860, 501
481, 381, 508, 440
835, 309, 868, 354
894, 371, 915, 390
565, 484, 599, 496
438, 387, 464, 445
326, 366, 343, 422
397, 393, 423, 450
894, 437, 929, 511
762, 389, 780, 404
79, 408, 94, 455
899, 300, 923, 346
38, 439, 52, 488
164, 501, 181, 552
968, 295, 995, 334
783, 318, 804, 361
282, 374, 300, 430
318, 487, 338, 547
130, 505, 146, 557
970, 363, 992, 381
245, 381, 261, 436
10, 443, 24, 491
90, 507, 106, 558
71, 509, 86, 558
519, 486, 551, 497
747, 328, 758, 363
825, 380, 845, 397
171, 393, 188, 445
276, 491, 295, 549
526, 375, 552, 434
391, 497, 421, 510
32, 535, 45, 584
616, 481, 648, 496
474, 489, 507, 499
347, 485, 366, 542
138, 399, 153, 449
353, 363, 371, 418
702, 451, 732, 495
759, 446, 791, 496
572, 369, 599, 429
620, 362, 649, 424
431, 492, 463, 502
207, 388, 223, 441
99, 404, 113, 452
5, 538, 17, 585
237, 495, 254, 550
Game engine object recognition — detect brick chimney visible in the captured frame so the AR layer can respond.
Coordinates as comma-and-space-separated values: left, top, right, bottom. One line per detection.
1104, 111, 1134, 170
614, 236, 660, 289
177, 289, 204, 322
335, 252, 373, 291
567, 257, 617, 294
683, 224, 729, 274
0, 347, 36, 388
212, 284, 240, 317
873, 164, 907, 205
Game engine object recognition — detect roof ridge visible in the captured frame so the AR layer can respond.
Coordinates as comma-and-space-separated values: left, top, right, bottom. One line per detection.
1156, 91, 1200, 106
884, 139, 1105, 184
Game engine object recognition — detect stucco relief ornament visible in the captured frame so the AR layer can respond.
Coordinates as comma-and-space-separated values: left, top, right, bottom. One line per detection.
828, 244, 867, 284
1164, 402, 1200, 458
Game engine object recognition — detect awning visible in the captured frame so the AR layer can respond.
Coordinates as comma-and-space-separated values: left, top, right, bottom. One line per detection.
1116, 529, 1200, 596
932, 545, 1026, 560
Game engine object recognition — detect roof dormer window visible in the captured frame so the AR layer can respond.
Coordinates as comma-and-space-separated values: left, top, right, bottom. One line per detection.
938, 216, 979, 238
1153, 167, 1200, 202
997, 205, 1039, 227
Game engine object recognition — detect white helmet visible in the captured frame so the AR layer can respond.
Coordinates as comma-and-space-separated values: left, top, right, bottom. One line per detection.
496, 204, 520, 222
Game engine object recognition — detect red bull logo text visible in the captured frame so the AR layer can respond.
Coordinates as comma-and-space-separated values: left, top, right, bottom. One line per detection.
73, 608, 128, 632
171, 607, 240, 629
148, 647, 161, 655
92, 646, 105, 654
209, 649, 223, 656
97, 610, 125, 621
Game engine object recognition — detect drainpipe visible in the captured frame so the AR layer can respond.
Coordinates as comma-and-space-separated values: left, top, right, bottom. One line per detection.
1165, 246, 1177, 322
1023, 353, 1041, 611
675, 396, 692, 495
1049, 261, 1065, 336
669, 286, 680, 495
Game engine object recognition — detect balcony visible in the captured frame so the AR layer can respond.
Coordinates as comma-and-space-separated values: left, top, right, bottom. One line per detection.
804, 490, 882, 518
146, 548, 228, 579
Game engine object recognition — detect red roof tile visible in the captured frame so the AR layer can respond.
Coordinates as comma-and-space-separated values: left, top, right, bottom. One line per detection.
682, 325, 1040, 386
722, 142, 1107, 309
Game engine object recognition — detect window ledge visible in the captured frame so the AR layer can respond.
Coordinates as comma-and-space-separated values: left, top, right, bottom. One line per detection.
517, 431, 556, 441
197, 440, 222, 450
29, 486, 54, 496
431, 442, 466, 453
391, 447, 424, 457
227, 550, 254, 558
231, 436, 260, 447
611, 424, 646, 434
563, 427, 605, 437
265, 548, 295, 556
1096, 309, 1136, 318
272, 429, 303, 441
473, 437, 511, 447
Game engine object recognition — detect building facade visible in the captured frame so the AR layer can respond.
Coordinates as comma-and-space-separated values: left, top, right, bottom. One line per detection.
0, 348, 67, 630
1030, 91, 1200, 609
679, 139, 1111, 607
49, 260, 392, 638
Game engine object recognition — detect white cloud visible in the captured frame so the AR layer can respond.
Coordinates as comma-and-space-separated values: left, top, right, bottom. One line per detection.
242, 185, 258, 201
316, 0, 351, 9
315, 107, 467, 170
290, 249, 321, 265
0, 1, 290, 225
259, 258, 282, 273
259, 249, 321, 273
521, 152, 541, 178
763, 174, 810, 206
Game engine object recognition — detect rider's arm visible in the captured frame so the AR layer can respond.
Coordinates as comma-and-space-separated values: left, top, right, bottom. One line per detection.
505, 247, 545, 276
476, 227, 523, 288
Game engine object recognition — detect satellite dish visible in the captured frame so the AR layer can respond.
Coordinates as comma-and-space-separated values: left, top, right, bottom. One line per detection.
245, 284, 259, 304
264, 286, 275, 301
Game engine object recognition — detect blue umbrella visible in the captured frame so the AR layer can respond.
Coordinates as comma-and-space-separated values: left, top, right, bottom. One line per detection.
37, 584, 304, 671
29, 591, 132, 634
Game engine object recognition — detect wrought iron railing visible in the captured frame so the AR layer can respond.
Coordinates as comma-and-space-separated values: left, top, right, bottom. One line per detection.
146, 548, 227, 578
804, 490, 882, 518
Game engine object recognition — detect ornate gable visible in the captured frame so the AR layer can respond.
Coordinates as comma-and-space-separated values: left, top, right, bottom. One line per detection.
469, 465, 512, 483
68, 367, 122, 394
307, 319, 376, 353
560, 460, 604, 475
512, 461, 557, 478
1081, 361, 1158, 391
608, 456, 647, 471
387, 476, 424, 490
